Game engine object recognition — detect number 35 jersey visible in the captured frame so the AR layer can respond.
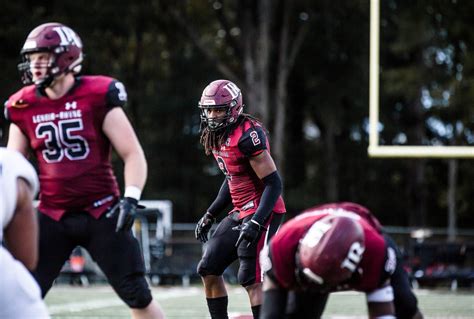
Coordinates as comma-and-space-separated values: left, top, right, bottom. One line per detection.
212, 118, 286, 219
5, 75, 124, 220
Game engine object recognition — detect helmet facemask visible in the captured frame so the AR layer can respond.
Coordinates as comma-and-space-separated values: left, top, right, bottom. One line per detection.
18, 51, 56, 87
199, 99, 242, 131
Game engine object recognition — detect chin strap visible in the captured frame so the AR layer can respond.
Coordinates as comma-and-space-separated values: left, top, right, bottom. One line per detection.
36, 75, 55, 95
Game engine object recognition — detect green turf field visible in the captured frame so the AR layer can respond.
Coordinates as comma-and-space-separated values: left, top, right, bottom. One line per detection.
44, 284, 474, 318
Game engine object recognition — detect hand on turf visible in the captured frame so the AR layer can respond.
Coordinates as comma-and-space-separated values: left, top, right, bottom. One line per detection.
195, 212, 215, 243
233, 220, 266, 248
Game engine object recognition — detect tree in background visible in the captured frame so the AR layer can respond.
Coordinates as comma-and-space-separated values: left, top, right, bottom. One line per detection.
1, 0, 473, 231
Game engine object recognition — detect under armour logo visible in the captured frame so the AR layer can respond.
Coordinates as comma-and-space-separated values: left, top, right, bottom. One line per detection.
65, 101, 77, 110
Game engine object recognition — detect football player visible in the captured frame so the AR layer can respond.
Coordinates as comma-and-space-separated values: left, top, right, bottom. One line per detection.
0, 148, 50, 318
195, 79, 286, 319
260, 202, 423, 319
4, 23, 165, 319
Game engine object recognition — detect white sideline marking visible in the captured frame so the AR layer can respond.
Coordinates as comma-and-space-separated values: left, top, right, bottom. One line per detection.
48, 287, 201, 315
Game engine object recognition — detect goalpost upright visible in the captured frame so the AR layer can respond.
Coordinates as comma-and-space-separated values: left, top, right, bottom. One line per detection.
368, 0, 474, 159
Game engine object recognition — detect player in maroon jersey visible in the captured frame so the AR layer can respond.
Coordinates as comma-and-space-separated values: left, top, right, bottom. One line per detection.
260, 202, 423, 319
194, 79, 286, 319
4, 22, 165, 319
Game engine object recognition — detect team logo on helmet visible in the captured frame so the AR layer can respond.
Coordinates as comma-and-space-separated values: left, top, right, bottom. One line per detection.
223, 82, 240, 99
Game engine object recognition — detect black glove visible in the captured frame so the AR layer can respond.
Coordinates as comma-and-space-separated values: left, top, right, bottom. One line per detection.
233, 220, 267, 248
195, 212, 215, 243
107, 197, 142, 232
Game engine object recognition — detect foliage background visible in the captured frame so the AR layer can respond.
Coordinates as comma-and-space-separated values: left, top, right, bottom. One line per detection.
1, 0, 473, 232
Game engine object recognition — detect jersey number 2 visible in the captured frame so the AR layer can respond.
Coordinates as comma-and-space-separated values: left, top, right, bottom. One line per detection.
36, 119, 90, 162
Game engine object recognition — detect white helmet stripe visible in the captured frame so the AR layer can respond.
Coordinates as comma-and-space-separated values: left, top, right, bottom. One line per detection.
302, 268, 324, 284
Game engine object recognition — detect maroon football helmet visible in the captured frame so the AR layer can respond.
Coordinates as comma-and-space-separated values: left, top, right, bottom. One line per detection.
17, 22, 83, 87
198, 79, 243, 131
296, 216, 365, 288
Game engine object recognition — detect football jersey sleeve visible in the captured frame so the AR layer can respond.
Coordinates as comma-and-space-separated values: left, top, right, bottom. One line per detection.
0, 148, 39, 232
106, 80, 128, 108
238, 125, 268, 157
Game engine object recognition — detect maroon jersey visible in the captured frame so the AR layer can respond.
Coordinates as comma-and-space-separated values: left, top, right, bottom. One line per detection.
312, 202, 383, 232
5, 76, 126, 220
212, 118, 286, 219
268, 203, 387, 292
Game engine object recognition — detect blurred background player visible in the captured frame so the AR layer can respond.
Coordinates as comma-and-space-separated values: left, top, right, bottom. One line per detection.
260, 202, 423, 319
194, 79, 286, 319
0, 147, 49, 318
4, 22, 165, 319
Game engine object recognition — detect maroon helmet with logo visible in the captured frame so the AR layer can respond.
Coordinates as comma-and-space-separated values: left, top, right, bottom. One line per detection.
198, 79, 243, 131
296, 216, 366, 288
17, 22, 83, 87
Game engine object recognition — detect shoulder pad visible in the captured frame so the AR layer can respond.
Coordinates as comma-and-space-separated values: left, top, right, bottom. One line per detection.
238, 125, 267, 157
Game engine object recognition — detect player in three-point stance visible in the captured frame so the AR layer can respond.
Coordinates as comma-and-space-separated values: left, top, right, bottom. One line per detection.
260, 202, 423, 319
195, 79, 286, 319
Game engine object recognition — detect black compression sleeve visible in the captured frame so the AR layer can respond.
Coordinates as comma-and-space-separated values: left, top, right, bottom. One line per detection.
207, 179, 232, 217
261, 289, 288, 319
252, 171, 282, 225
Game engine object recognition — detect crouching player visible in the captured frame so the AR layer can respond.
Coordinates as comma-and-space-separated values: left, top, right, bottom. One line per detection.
260, 202, 423, 319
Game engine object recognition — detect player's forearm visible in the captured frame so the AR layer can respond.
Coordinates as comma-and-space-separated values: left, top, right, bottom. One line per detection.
6, 124, 30, 156
207, 179, 232, 216
252, 170, 282, 225
5, 180, 38, 270
123, 149, 148, 197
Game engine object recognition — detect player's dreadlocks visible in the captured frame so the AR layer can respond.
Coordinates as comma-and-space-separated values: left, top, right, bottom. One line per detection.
200, 113, 264, 155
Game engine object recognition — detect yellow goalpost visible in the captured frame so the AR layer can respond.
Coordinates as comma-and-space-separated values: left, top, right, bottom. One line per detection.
368, 0, 474, 158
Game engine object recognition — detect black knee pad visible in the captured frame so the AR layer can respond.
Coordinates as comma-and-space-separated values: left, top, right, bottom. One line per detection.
197, 258, 222, 277
114, 274, 153, 309
196, 259, 209, 277
237, 254, 259, 287
238, 266, 256, 287
197, 239, 233, 278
